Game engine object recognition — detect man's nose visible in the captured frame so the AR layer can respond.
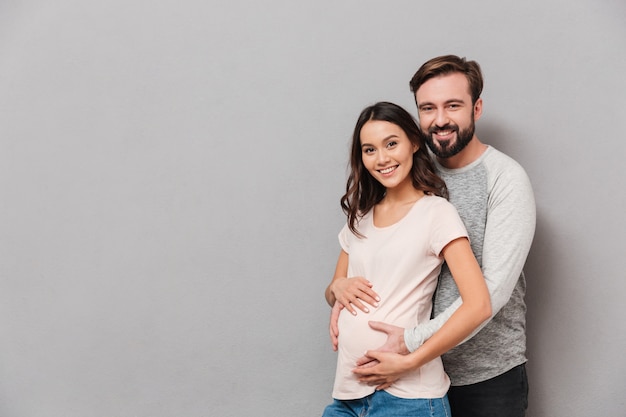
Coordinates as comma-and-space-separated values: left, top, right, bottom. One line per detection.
434, 109, 449, 127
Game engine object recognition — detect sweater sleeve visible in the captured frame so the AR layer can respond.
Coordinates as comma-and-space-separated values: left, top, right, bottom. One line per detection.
405, 154, 536, 352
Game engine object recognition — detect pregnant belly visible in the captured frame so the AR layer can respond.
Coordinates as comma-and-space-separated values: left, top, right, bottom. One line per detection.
337, 310, 390, 361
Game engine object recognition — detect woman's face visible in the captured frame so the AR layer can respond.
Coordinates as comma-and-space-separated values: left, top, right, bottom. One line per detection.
359, 120, 417, 190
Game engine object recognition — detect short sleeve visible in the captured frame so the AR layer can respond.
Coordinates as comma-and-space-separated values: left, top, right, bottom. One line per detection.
338, 224, 351, 254
430, 199, 468, 256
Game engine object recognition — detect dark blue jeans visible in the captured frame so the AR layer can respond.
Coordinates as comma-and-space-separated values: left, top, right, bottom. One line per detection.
448, 363, 528, 417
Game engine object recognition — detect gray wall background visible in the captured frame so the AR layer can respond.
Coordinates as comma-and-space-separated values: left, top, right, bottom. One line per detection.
1, 1, 624, 416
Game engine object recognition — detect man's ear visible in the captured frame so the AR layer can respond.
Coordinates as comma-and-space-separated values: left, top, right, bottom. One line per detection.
474, 98, 483, 122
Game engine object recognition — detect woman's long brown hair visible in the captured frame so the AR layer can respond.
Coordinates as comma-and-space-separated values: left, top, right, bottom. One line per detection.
341, 102, 447, 237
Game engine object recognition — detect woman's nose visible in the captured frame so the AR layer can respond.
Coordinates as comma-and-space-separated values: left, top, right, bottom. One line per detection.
376, 149, 390, 164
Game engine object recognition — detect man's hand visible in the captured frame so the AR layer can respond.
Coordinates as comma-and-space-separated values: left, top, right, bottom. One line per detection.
352, 350, 414, 391
329, 302, 343, 351
355, 321, 409, 366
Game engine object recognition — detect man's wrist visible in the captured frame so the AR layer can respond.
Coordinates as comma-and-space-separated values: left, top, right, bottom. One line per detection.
403, 328, 418, 353
399, 332, 409, 355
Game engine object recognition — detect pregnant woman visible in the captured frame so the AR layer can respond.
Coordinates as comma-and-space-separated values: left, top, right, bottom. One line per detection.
322, 101, 491, 417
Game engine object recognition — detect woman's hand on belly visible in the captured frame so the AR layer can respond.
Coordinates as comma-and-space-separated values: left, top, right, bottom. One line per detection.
352, 350, 415, 391
329, 276, 380, 316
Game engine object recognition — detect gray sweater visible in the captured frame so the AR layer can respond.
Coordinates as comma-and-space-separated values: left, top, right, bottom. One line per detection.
405, 146, 536, 386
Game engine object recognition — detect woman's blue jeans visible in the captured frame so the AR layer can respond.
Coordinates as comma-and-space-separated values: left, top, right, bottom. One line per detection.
322, 390, 451, 417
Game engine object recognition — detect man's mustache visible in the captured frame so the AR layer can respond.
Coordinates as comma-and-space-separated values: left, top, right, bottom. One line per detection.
428, 124, 459, 135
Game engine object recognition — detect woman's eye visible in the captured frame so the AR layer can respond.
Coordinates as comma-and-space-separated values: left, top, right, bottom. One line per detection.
363, 147, 375, 154
387, 141, 397, 148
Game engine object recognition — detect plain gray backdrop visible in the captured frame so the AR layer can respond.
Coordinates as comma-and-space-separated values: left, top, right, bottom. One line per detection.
1, 1, 625, 416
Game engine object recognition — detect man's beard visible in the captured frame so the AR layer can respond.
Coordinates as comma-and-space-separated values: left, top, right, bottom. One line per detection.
423, 118, 475, 159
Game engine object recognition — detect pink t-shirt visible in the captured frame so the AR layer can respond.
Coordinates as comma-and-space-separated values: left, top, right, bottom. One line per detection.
333, 195, 468, 400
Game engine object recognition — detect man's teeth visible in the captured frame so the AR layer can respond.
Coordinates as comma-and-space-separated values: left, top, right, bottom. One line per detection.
436, 130, 453, 135
380, 166, 396, 174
